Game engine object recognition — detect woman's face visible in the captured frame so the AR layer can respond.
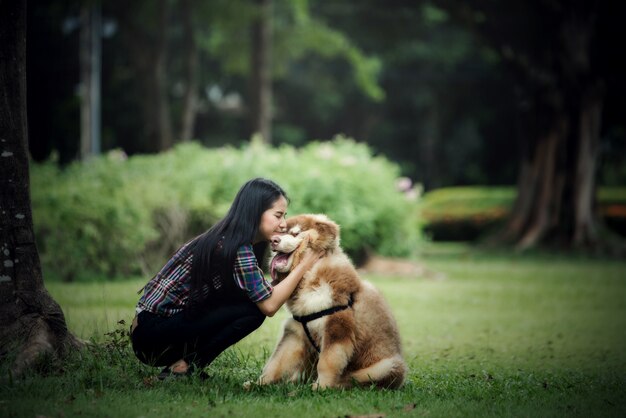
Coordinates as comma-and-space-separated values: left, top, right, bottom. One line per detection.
255, 195, 288, 243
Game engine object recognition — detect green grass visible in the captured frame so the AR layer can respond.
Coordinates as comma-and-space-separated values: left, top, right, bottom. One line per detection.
2, 246, 626, 417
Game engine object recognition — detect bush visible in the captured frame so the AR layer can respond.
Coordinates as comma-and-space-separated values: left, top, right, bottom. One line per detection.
420, 186, 626, 241
31, 137, 422, 281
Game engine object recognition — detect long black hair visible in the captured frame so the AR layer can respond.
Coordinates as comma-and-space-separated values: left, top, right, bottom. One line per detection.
186, 178, 288, 313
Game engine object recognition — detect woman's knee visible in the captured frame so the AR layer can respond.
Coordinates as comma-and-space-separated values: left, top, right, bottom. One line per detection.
235, 308, 265, 333
250, 310, 266, 329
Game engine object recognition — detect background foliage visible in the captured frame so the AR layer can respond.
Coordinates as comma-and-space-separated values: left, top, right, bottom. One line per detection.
420, 187, 626, 241
26, 1, 626, 188
31, 138, 421, 281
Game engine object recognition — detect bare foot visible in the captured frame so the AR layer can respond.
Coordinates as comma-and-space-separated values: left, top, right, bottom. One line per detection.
170, 359, 189, 374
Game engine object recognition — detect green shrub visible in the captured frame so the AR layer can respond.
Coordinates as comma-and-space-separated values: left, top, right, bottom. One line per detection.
31, 137, 422, 281
420, 186, 626, 241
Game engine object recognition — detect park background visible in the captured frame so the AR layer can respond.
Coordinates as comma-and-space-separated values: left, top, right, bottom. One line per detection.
2, 1, 626, 417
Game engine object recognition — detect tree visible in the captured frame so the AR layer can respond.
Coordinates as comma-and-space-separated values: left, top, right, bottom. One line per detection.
0, 0, 80, 378
199, 0, 383, 144
24, 1, 384, 159
79, 0, 102, 160
179, 0, 198, 142
307, 1, 517, 188
113, 0, 173, 152
436, 0, 625, 251
250, 0, 273, 143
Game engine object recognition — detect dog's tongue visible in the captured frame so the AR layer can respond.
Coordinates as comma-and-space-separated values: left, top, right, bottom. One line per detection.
270, 253, 290, 281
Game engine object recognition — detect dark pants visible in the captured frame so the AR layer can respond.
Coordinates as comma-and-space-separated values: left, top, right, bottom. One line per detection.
130, 301, 265, 369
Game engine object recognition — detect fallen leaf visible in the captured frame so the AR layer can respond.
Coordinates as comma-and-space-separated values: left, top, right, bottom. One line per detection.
403, 403, 417, 411
143, 376, 158, 387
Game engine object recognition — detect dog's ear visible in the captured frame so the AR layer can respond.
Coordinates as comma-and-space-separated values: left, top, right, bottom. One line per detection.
286, 215, 302, 230
316, 220, 338, 240
310, 218, 339, 251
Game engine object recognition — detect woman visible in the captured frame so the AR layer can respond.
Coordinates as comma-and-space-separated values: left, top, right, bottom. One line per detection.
130, 178, 320, 379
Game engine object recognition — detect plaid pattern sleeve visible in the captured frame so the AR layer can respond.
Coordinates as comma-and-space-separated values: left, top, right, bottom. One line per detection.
136, 240, 195, 316
233, 244, 273, 303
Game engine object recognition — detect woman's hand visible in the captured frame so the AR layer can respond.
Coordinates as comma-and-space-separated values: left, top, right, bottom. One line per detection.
298, 248, 324, 272
256, 248, 324, 317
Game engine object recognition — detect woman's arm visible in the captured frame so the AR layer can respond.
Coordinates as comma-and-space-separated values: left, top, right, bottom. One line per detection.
256, 250, 321, 317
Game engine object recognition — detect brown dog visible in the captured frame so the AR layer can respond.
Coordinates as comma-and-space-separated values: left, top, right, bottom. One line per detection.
259, 214, 407, 389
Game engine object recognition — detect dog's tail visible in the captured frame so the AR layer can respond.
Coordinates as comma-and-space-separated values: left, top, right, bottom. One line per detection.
348, 354, 407, 389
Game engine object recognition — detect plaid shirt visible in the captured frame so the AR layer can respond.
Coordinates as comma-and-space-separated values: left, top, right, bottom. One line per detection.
136, 241, 272, 316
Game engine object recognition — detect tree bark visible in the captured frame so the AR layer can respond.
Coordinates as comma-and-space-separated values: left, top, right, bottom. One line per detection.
250, 0, 273, 144
573, 84, 603, 247
179, 0, 198, 142
514, 115, 567, 249
498, 86, 607, 251
0, 0, 81, 379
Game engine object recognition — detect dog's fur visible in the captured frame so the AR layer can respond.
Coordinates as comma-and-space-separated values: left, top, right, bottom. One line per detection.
259, 214, 407, 389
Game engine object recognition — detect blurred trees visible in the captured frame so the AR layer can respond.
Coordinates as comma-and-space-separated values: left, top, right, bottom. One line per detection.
27, 0, 381, 155
178, 0, 197, 142
314, 1, 515, 189
27, 0, 522, 184
250, 0, 273, 143
434, 0, 626, 249
25, 1, 626, 248
111, 0, 174, 152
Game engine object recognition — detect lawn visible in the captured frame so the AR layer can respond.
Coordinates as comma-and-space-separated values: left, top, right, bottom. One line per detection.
1, 245, 625, 417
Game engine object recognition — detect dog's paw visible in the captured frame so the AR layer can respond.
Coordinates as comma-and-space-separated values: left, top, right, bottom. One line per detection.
243, 380, 254, 391
311, 381, 330, 391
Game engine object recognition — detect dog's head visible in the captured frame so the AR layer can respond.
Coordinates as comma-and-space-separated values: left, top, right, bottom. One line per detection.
269, 214, 339, 282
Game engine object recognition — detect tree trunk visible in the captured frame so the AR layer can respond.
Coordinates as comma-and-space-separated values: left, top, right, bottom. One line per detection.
250, 0, 273, 144
572, 84, 603, 247
118, 0, 173, 153
79, 0, 102, 160
497, 83, 616, 251
492, 5, 622, 252
514, 116, 567, 249
155, 0, 173, 150
0, 0, 81, 379
79, 3, 92, 159
179, 0, 198, 142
